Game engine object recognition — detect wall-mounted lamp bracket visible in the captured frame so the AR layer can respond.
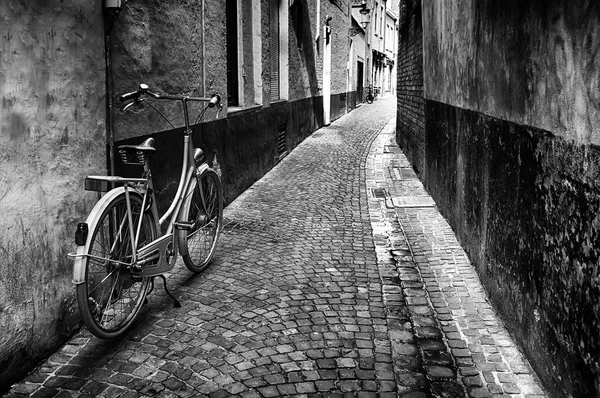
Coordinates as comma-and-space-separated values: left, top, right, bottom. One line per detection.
103, 0, 127, 33
348, 27, 363, 36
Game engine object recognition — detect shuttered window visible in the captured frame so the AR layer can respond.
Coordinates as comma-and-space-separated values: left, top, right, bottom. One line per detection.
269, 0, 280, 101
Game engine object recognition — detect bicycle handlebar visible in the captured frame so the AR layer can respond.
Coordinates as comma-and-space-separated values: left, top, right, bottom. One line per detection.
118, 84, 221, 108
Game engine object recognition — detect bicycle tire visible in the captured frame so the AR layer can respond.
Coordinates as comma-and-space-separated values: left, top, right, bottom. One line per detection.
178, 169, 223, 272
366, 95, 373, 104
76, 192, 156, 339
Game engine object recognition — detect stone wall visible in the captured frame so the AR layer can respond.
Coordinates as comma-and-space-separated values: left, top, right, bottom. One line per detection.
0, 1, 106, 391
395, 1, 600, 396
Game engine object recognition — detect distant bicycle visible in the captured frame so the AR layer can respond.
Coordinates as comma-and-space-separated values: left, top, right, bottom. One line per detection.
69, 84, 223, 339
365, 85, 380, 104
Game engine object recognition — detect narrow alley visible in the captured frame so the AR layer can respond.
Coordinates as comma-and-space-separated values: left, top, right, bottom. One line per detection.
5, 97, 547, 398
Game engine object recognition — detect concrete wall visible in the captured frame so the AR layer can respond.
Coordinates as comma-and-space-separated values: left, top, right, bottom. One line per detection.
0, 1, 106, 391
398, 1, 600, 396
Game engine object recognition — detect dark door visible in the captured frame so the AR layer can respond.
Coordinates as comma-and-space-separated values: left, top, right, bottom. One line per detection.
357, 61, 364, 103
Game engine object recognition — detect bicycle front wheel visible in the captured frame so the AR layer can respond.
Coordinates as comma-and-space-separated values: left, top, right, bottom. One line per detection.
366, 94, 374, 104
178, 169, 223, 272
76, 193, 156, 339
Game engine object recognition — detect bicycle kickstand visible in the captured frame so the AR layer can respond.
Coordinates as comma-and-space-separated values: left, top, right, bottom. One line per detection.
152, 275, 182, 308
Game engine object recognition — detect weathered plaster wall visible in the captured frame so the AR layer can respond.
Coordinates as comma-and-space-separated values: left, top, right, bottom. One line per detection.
289, 0, 320, 100
111, 0, 222, 141
0, 1, 105, 391
423, 0, 600, 145
324, 1, 352, 95
417, 1, 600, 396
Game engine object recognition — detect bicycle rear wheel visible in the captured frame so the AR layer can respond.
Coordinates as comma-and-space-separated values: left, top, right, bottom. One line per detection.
76, 193, 156, 339
178, 169, 223, 272
366, 94, 374, 104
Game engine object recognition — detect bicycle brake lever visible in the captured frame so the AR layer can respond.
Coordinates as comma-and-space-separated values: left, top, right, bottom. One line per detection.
120, 98, 144, 112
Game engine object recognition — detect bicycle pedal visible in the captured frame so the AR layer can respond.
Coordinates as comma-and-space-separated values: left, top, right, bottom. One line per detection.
173, 221, 194, 230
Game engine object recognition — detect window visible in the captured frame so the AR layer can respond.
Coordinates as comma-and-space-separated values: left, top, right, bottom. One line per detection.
226, 1, 263, 110
374, 2, 378, 33
226, 0, 239, 106
267, 0, 288, 103
269, 0, 280, 101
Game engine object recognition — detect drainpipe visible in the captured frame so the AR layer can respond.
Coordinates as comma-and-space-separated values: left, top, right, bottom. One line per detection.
202, 0, 206, 95
102, 0, 125, 177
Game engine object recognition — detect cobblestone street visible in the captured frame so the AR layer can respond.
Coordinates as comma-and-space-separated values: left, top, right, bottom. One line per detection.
6, 97, 548, 397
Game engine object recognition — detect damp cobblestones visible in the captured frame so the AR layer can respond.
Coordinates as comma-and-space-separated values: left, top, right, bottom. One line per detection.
366, 121, 548, 398
5, 97, 548, 398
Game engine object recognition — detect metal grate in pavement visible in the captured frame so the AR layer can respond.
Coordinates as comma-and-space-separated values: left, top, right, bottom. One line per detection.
371, 188, 388, 198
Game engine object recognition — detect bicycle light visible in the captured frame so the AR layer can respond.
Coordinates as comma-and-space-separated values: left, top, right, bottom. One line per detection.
208, 94, 221, 108
103, 0, 124, 10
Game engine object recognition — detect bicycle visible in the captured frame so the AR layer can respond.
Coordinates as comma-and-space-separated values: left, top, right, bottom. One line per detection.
365, 85, 381, 104
365, 85, 373, 104
69, 84, 223, 339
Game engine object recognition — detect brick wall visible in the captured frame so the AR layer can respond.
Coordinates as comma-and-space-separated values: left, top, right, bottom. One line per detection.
395, 0, 425, 177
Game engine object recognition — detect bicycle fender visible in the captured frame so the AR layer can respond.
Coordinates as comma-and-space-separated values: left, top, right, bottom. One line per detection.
176, 164, 212, 222
72, 188, 141, 285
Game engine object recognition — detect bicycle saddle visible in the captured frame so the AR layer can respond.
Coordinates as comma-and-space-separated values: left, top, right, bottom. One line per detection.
118, 137, 156, 153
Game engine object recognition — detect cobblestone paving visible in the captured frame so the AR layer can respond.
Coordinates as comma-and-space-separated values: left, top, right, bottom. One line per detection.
366, 122, 548, 398
5, 97, 548, 398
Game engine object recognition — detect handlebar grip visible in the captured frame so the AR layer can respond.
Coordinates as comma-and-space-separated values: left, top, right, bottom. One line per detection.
119, 91, 139, 102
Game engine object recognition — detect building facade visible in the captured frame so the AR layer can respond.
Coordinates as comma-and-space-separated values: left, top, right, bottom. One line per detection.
360, 0, 399, 98
0, 0, 398, 391
396, 0, 600, 396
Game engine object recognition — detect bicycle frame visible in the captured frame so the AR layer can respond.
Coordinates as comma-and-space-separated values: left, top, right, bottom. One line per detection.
72, 93, 217, 283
